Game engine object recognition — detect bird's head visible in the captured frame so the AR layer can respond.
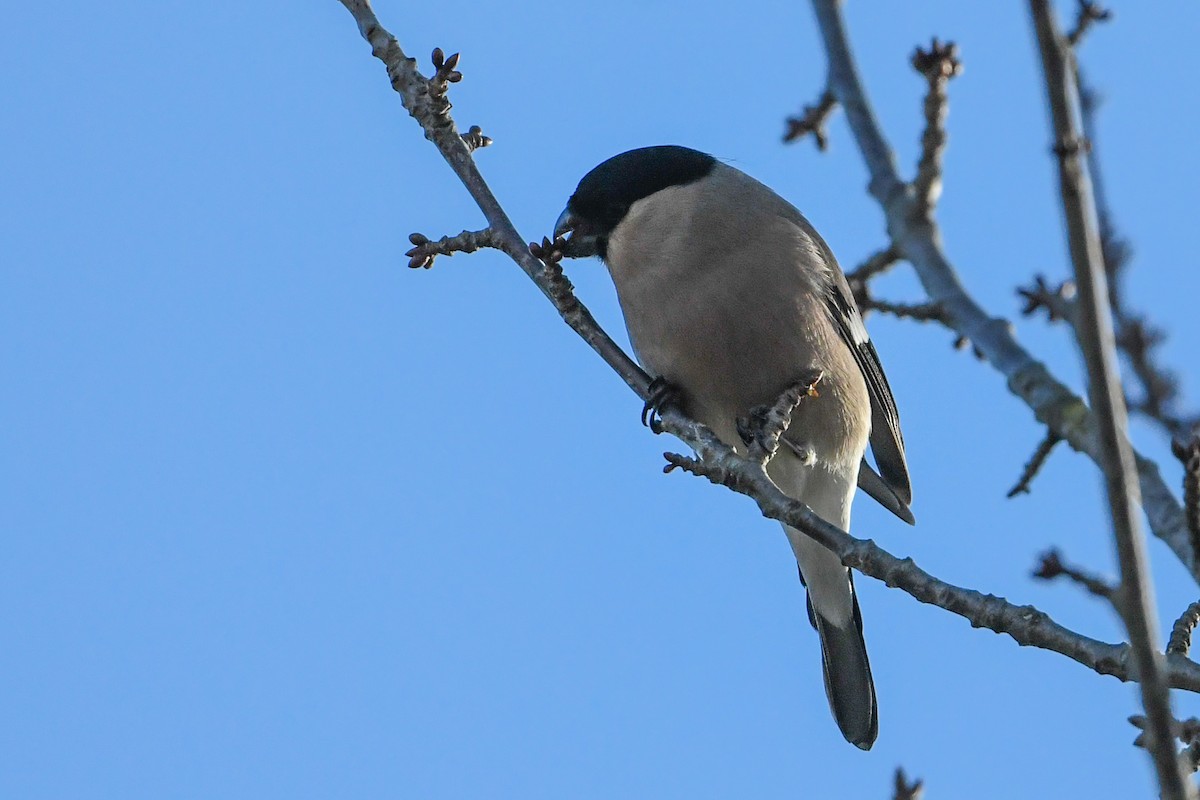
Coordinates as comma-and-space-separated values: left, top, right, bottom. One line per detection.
553, 145, 716, 260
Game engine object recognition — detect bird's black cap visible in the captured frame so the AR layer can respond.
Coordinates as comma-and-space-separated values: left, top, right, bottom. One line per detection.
565, 146, 717, 248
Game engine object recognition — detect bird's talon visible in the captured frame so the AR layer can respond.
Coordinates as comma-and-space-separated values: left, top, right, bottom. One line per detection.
737, 405, 770, 448
642, 376, 682, 431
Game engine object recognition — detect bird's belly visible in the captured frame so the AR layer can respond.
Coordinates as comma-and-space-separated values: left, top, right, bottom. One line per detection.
618, 275, 869, 466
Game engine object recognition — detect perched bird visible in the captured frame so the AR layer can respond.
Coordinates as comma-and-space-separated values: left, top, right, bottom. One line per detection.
553, 145, 913, 749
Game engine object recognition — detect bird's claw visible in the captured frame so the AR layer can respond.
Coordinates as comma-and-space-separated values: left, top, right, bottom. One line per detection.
736, 370, 825, 462
736, 406, 770, 449
642, 376, 683, 433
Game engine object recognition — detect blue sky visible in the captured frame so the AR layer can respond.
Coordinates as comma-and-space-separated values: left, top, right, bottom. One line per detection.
4, 1, 1199, 797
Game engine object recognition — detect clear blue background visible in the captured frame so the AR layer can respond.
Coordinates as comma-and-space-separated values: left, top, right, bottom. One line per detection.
4, 1, 1199, 797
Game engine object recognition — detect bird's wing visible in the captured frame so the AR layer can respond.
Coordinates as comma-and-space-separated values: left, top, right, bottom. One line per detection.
857, 459, 915, 525
822, 260, 913, 515
784, 213, 912, 519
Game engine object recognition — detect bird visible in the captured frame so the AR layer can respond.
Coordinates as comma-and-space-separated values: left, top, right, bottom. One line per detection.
552, 145, 913, 749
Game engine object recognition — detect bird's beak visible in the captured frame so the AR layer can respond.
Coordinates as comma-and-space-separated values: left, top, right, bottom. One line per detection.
553, 206, 600, 259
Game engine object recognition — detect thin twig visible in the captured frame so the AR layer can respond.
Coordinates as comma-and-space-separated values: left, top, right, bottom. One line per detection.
892, 768, 924, 800
1119, 319, 1191, 433
1067, 0, 1112, 47
911, 38, 962, 215
335, 0, 653, 405
1080, 78, 1197, 438
1173, 437, 1200, 559
1032, 548, 1116, 600
806, 0, 1199, 586
859, 297, 948, 324
1007, 429, 1063, 498
846, 245, 901, 284
1168, 601, 1200, 657
1029, 2, 1190, 795
736, 372, 825, 466
1017, 274, 1077, 325
848, 259, 947, 324
405, 228, 497, 269
783, 87, 838, 150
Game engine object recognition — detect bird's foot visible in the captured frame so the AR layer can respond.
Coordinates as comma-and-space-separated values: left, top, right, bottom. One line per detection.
642, 376, 683, 434
737, 370, 824, 464
736, 406, 771, 450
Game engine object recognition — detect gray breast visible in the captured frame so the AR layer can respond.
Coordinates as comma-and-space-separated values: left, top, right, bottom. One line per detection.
604, 165, 870, 466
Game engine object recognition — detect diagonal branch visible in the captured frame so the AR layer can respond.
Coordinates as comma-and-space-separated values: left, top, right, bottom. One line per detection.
1007, 429, 1063, 498
1029, 1, 1189, 795
336, 0, 1200, 716
806, 0, 1198, 587
659, 416, 1200, 693
335, 0, 654, 405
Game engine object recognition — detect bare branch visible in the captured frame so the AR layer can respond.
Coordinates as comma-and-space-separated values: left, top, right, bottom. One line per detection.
1029, 2, 1190, 794
1077, 84, 1131, 289
848, 256, 947, 325
1168, 601, 1200, 658
657, 419, 1200, 692
1119, 319, 1191, 432
405, 228, 497, 269
806, 0, 1199, 586
1067, 1, 1113, 48
859, 297, 948, 324
846, 244, 901, 284
1080, 79, 1198, 438
892, 768, 924, 800
1174, 437, 1200, 559
783, 87, 838, 150
1007, 429, 1063, 498
335, 0, 654, 405
735, 371, 825, 466
911, 38, 962, 214
1032, 548, 1116, 600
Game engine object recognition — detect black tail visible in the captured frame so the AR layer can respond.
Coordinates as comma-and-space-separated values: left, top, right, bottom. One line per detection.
805, 572, 878, 749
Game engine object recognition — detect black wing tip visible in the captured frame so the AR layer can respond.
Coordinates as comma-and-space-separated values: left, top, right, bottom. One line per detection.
858, 461, 916, 525
851, 734, 877, 751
